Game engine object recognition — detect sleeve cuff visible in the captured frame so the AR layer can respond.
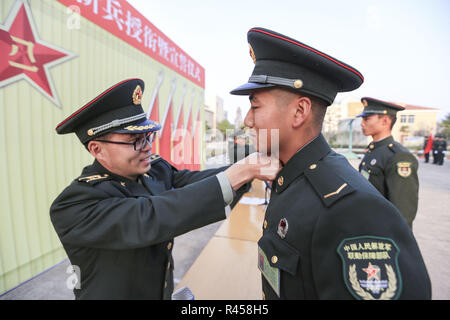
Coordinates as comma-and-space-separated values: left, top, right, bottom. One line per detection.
216, 171, 234, 208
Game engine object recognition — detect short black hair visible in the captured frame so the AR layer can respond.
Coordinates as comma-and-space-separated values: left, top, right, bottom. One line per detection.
377, 114, 397, 130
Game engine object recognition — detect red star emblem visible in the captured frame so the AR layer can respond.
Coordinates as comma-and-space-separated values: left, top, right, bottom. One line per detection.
362, 262, 380, 281
0, 0, 76, 106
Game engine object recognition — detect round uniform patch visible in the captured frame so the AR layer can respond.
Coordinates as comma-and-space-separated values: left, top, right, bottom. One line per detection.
337, 236, 402, 300
396, 161, 412, 178
277, 218, 288, 239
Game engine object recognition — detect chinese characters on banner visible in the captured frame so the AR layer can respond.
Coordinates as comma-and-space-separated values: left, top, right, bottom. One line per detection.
58, 0, 205, 88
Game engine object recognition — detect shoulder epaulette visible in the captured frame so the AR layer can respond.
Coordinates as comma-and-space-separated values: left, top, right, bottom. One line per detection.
77, 173, 111, 184
150, 154, 162, 164
304, 162, 355, 208
388, 141, 407, 154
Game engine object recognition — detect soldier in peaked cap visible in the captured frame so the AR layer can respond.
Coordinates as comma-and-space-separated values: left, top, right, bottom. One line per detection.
231, 27, 431, 300
50, 78, 280, 300
358, 97, 419, 228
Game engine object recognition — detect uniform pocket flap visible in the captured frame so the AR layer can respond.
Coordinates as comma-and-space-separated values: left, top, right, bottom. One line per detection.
258, 231, 300, 276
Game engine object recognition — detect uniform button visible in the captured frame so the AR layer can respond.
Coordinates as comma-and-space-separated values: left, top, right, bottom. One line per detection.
369, 145, 374, 149
167, 242, 172, 250
263, 220, 268, 229
362, 162, 366, 166
368, 169, 371, 173
309, 164, 317, 170
294, 79, 303, 88
277, 176, 284, 186
389, 143, 393, 147
271, 256, 278, 264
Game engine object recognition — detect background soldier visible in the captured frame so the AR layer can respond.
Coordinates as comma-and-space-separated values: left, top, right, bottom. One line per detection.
230, 27, 430, 300
50, 78, 280, 299
358, 97, 419, 228
228, 128, 253, 164
434, 135, 447, 165
432, 136, 439, 164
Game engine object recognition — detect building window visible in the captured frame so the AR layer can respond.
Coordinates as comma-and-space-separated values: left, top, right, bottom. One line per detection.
400, 115, 414, 123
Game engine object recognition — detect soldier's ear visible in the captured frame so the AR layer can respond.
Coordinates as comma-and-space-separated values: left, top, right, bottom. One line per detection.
291, 95, 312, 128
88, 140, 104, 159
381, 115, 391, 128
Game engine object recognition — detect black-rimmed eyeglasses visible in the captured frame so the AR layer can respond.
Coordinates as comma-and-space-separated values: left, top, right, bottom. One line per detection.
95, 132, 157, 151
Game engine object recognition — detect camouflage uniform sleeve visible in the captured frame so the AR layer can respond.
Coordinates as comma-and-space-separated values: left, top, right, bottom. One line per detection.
384, 152, 419, 227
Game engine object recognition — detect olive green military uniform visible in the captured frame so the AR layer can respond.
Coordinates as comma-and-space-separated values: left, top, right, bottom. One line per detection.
258, 134, 430, 299
357, 97, 419, 228
230, 28, 431, 300
51, 156, 229, 299
359, 136, 419, 228
50, 79, 244, 299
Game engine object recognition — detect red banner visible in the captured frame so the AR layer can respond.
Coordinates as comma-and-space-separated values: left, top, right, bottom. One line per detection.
58, 0, 205, 88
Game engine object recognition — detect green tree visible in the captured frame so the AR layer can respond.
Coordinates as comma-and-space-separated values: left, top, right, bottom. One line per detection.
217, 119, 234, 135
439, 113, 450, 139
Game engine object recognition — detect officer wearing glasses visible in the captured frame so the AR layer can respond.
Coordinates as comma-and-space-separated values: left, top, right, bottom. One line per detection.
50, 79, 280, 300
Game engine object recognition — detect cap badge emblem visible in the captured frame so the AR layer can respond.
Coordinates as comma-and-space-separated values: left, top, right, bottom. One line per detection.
362, 99, 368, 107
132, 85, 143, 105
249, 44, 256, 64
277, 218, 288, 239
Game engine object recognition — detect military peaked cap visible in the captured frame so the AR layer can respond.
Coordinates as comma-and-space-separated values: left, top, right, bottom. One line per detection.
230, 27, 364, 105
357, 97, 405, 117
56, 79, 161, 143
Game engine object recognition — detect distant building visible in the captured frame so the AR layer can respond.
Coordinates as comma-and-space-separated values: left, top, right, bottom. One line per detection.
234, 107, 243, 129
204, 107, 215, 130
323, 98, 439, 147
216, 96, 225, 123
205, 93, 226, 124
394, 103, 439, 145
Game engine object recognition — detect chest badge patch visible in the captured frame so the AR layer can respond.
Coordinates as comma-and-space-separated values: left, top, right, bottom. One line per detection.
396, 162, 412, 178
370, 158, 377, 166
337, 236, 402, 300
277, 218, 288, 239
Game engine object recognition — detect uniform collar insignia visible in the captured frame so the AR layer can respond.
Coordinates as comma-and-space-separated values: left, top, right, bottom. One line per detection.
369, 136, 394, 150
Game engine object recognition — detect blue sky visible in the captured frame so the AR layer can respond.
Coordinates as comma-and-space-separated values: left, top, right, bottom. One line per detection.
127, 0, 450, 121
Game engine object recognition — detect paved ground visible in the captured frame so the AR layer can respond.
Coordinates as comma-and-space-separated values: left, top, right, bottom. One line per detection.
1, 155, 449, 300
410, 159, 450, 299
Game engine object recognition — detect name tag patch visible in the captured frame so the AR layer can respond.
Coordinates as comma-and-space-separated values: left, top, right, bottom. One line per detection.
258, 246, 280, 297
